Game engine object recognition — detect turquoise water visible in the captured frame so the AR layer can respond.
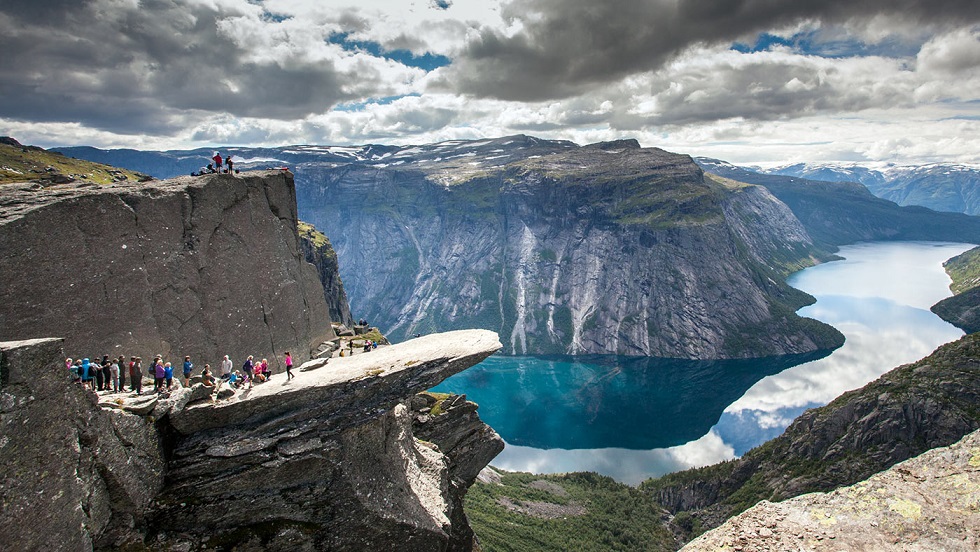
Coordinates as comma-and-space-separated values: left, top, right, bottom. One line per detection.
432, 241, 974, 484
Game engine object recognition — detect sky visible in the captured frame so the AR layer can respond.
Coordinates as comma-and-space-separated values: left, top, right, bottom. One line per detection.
1, 0, 978, 166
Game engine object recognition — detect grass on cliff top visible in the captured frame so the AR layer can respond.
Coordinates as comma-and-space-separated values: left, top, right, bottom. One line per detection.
0, 139, 147, 185
943, 245, 980, 295
297, 221, 330, 248
467, 470, 676, 552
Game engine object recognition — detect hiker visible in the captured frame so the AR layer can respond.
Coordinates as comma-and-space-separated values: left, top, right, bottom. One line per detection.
118, 355, 126, 390
154, 359, 166, 393
212, 152, 223, 171
164, 362, 174, 390
80, 358, 93, 390
182, 356, 193, 386
242, 355, 254, 381
109, 358, 120, 392
131, 357, 143, 394
101, 357, 111, 391
221, 355, 233, 380
284, 351, 294, 380
71, 359, 82, 384
226, 155, 234, 173
201, 365, 215, 387
94, 357, 105, 391
260, 358, 269, 379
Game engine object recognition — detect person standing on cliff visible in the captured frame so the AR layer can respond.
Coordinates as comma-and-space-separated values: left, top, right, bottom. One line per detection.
221, 355, 233, 380
118, 355, 126, 391
212, 151, 222, 172
225, 154, 234, 174
154, 359, 166, 393
182, 356, 193, 386
284, 351, 294, 380
242, 355, 254, 382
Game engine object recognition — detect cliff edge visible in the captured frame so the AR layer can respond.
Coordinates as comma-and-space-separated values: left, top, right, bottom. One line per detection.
0, 330, 504, 551
0, 171, 333, 369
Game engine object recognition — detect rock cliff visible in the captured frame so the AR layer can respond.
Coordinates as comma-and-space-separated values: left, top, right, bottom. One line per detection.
0, 171, 334, 369
0, 330, 503, 550
932, 245, 980, 334
297, 137, 842, 359
299, 221, 354, 328
645, 331, 980, 539
681, 429, 980, 551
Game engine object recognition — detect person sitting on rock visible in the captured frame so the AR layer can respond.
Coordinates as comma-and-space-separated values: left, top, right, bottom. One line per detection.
201, 364, 215, 387
260, 358, 269, 380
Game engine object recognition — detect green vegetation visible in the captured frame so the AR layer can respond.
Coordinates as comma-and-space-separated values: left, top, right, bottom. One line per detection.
0, 139, 147, 185
467, 471, 676, 552
942, 246, 980, 295
297, 221, 330, 249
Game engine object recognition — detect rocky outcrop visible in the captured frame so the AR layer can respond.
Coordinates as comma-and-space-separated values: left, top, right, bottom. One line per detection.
0, 171, 334, 370
0, 338, 164, 550
646, 331, 980, 538
0, 330, 503, 551
298, 137, 842, 359
299, 221, 354, 327
932, 245, 980, 334
681, 429, 980, 551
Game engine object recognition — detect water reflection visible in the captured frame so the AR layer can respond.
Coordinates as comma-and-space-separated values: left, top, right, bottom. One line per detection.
433, 350, 832, 450
434, 241, 974, 483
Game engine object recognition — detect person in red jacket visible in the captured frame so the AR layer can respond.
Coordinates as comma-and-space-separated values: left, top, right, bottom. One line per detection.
212, 151, 223, 171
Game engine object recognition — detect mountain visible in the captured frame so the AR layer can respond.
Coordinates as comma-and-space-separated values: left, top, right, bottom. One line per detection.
644, 331, 980, 540
762, 161, 980, 216
53, 136, 980, 358
931, 245, 980, 333
1, 136, 148, 185
696, 157, 980, 247
296, 136, 843, 358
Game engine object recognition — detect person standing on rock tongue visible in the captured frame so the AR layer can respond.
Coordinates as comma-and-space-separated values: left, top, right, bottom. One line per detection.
154, 359, 166, 393
221, 355, 233, 380
225, 155, 233, 174
242, 355, 254, 382
212, 152, 222, 172
284, 351, 293, 380
129, 356, 140, 394
182, 356, 193, 386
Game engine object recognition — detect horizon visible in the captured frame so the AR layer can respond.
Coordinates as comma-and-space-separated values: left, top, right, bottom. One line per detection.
1, 1, 978, 166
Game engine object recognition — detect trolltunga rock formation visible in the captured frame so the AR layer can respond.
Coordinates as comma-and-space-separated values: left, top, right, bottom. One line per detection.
0, 330, 504, 551
0, 171, 334, 369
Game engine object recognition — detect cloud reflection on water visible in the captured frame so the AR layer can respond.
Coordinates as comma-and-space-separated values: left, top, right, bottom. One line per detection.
447, 241, 976, 483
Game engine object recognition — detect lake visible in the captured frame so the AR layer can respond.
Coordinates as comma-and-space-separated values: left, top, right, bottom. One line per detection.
431, 241, 974, 484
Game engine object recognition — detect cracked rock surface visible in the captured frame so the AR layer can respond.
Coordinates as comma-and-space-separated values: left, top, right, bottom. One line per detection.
0, 171, 333, 370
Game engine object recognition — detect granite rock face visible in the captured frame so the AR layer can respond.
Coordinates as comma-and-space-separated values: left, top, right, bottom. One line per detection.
0, 338, 164, 550
1, 330, 503, 551
0, 171, 334, 370
298, 137, 842, 359
682, 429, 980, 552
299, 221, 354, 327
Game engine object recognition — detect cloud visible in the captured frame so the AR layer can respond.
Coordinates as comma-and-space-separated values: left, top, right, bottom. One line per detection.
0, 0, 427, 134
445, 0, 980, 101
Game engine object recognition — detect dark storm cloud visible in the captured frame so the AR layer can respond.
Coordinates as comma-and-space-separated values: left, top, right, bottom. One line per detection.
0, 1, 364, 134
447, 0, 980, 101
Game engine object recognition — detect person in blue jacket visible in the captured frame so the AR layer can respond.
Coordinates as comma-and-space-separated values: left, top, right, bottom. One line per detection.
80, 358, 93, 389
164, 362, 174, 391
182, 356, 193, 386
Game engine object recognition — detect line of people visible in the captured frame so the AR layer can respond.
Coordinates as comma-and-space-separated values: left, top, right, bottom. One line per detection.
192, 151, 237, 176
67, 351, 295, 396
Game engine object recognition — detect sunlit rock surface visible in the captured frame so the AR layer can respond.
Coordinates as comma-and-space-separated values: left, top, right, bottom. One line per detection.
1, 330, 503, 551
682, 429, 980, 551
0, 171, 334, 369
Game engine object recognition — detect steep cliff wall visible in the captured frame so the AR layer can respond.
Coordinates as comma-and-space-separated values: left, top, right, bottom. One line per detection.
0, 171, 334, 368
0, 331, 503, 551
299, 221, 354, 327
298, 140, 842, 358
